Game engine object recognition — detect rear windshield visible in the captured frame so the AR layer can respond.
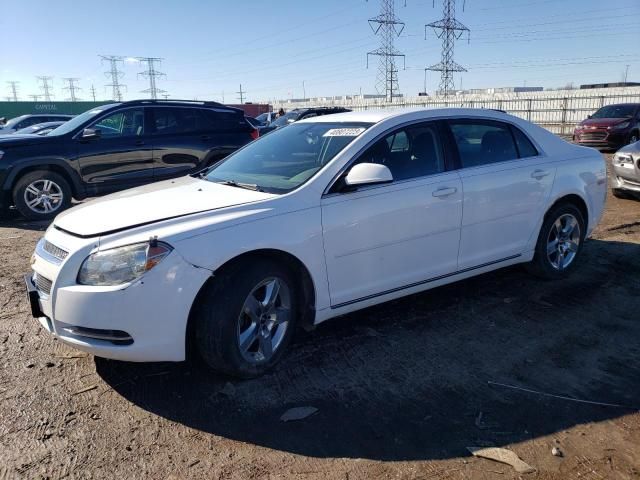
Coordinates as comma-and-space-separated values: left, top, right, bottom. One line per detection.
205, 122, 372, 193
591, 104, 637, 119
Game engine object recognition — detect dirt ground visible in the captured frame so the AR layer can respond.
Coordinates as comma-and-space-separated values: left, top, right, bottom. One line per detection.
1, 153, 639, 480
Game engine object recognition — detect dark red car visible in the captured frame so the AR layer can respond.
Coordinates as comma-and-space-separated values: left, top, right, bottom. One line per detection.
573, 103, 640, 150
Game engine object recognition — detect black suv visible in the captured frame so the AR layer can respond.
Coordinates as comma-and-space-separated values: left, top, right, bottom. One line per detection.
0, 100, 257, 220
259, 106, 351, 135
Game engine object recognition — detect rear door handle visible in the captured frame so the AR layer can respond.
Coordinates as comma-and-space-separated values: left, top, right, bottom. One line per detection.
200, 134, 211, 140
531, 169, 550, 180
134, 140, 145, 146
432, 187, 457, 198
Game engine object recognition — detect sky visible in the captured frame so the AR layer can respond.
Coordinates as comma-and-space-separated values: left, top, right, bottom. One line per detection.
1, 0, 639, 103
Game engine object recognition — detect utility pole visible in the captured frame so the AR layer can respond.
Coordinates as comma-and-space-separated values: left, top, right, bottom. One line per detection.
37, 76, 54, 101
6, 81, 19, 101
426, 0, 470, 97
29, 94, 41, 101
161, 93, 170, 99
302, 80, 306, 101
367, 0, 406, 103
90, 84, 97, 101
100, 55, 126, 101
137, 57, 166, 99
62, 77, 82, 101
236, 84, 246, 103
624, 65, 630, 83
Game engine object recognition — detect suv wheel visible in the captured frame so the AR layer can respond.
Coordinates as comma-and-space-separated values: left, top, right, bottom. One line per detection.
526, 203, 586, 279
194, 258, 298, 378
628, 131, 639, 145
13, 170, 71, 220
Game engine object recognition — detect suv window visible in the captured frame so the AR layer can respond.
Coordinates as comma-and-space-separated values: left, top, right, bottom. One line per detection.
199, 109, 247, 132
354, 123, 444, 182
449, 120, 518, 167
91, 108, 145, 137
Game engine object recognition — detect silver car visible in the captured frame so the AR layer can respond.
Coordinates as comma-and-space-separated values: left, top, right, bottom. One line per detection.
612, 140, 640, 198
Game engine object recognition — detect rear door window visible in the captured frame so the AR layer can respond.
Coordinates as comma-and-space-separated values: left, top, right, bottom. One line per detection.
448, 120, 519, 168
511, 127, 538, 158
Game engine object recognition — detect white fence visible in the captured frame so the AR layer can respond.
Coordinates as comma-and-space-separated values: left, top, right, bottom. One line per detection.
274, 87, 640, 135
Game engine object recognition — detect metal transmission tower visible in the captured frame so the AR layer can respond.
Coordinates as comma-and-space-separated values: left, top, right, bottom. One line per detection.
37, 76, 54, 101
29, 94, 41, 101
367, 0, 406, 102
137, 57, 166, 99
90, 84, 97, 101
6, 81, 19, 101
62, 77, 82, 101
425, 0, 470, 97
100, 55, 126, 101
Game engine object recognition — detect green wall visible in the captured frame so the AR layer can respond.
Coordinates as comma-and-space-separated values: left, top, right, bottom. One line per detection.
0, 101, 113, 120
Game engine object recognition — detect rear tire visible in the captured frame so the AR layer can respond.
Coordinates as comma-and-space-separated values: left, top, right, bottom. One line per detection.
12, 170, 71, 221
526, 203, 586, 280
194, 258, 298, 378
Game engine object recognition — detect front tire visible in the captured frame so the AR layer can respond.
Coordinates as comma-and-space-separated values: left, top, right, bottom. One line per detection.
12, 170, 71, 220
194, 259, 298, 378
527, 203, 586, 279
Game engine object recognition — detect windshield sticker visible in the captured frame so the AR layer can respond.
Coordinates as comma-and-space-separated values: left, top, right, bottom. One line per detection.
323, 127, 366, 137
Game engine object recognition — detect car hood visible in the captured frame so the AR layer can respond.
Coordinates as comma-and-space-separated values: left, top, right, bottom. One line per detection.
580, 118, 630, 128
0, 133, 51, 145
54, 176, 276, 237
616, 140, 640, 157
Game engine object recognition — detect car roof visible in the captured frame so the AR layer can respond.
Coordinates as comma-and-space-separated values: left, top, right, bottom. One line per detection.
297, 107, 517, 124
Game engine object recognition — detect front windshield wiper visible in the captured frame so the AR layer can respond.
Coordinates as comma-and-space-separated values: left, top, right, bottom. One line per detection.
217, 180, 263, 192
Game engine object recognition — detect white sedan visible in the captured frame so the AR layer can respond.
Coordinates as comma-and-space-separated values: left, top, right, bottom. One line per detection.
26, 108, 607, 377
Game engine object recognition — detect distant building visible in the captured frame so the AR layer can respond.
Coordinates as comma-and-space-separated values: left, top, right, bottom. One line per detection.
580, 82, 640, 89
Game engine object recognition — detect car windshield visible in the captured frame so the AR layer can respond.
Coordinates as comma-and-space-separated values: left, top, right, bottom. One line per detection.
47, 104, 120, 136
271, 111, 301, 127
591, 104, 637, 119
204, 122, 372, 193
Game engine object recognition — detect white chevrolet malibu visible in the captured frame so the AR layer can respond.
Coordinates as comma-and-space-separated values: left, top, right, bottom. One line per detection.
26, 108, 607, 377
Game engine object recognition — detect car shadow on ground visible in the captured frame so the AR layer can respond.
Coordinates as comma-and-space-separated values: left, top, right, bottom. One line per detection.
96, 238, 640, 462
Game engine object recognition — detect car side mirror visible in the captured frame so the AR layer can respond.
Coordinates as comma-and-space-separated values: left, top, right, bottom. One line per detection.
81, 128, 101, 139
344, 163, 393, 188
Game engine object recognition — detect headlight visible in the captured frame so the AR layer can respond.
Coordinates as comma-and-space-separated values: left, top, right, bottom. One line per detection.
77, 240, 173, 286
609, 121, 630, 130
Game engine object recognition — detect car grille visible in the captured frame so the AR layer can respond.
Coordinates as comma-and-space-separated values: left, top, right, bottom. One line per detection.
580, 132, 607, 141
42, 240, 68, 261
34, 273, 52, 295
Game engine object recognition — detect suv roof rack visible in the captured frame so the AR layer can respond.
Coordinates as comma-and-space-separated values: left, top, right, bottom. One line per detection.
119, 99, 229, 108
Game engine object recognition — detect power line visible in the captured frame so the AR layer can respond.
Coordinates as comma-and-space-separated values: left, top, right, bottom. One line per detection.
426, 0, 470, 97
236, 84, 246, 103
100, 55, 126, 101
37, 76, 54, 101
137, 57, 166, 99
6, 81, 19, 101
62, 77, 82, 102
367, 0, 406, 102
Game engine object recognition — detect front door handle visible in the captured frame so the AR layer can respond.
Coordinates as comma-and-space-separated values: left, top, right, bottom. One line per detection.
432, 187, 457, 198
134, 140, 145, 146
531, 169, 550, 180
200, 134, 211, 140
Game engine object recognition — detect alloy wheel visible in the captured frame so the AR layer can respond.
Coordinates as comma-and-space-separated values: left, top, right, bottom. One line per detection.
546, 213, 581, 270
23, 179, 64, 215
237, 277, 291, 363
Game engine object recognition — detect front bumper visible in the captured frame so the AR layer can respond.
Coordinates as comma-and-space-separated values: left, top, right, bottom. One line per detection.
612, 155, 640, 193
574, 129, 627, 149
27, 236, 210, 362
